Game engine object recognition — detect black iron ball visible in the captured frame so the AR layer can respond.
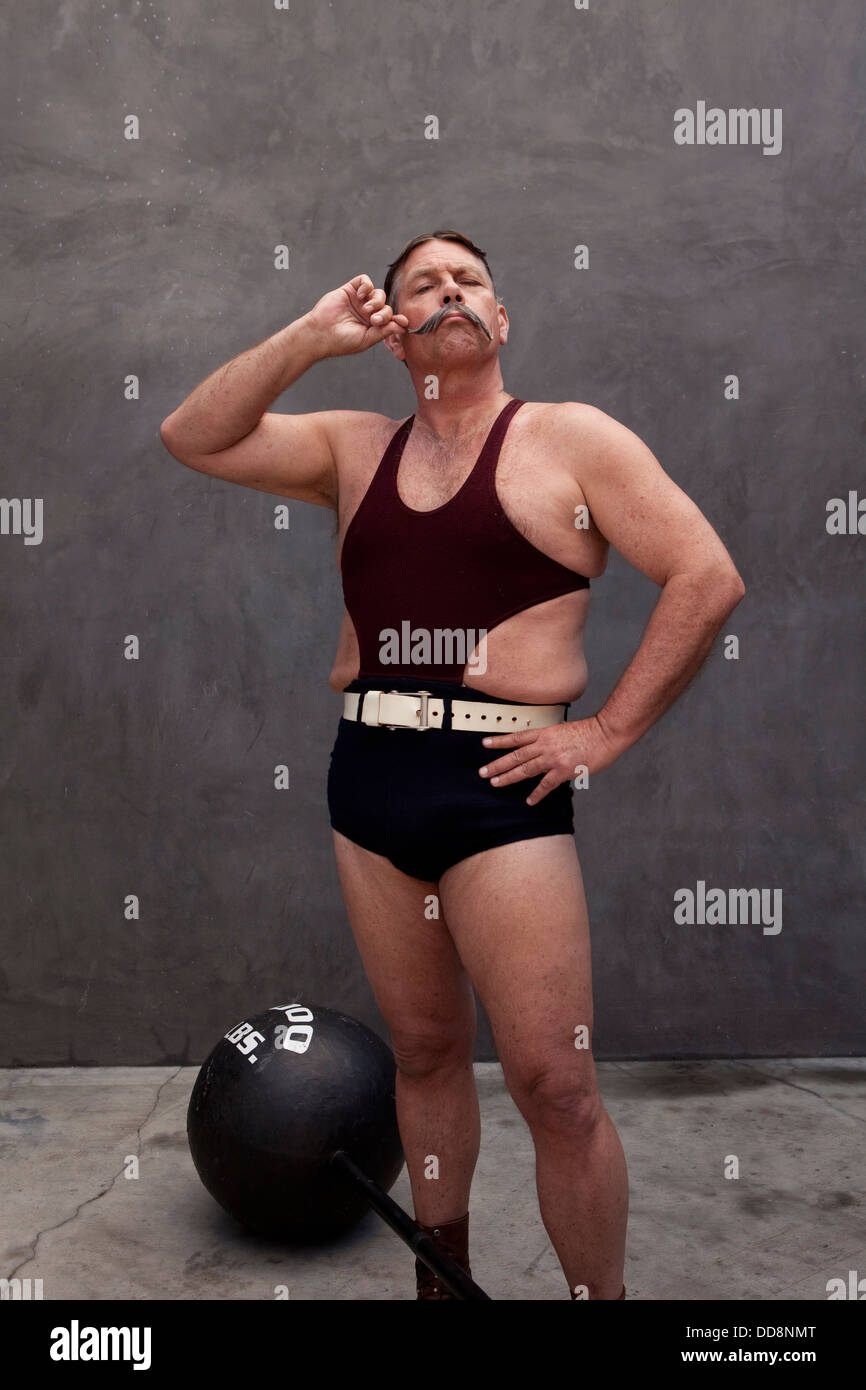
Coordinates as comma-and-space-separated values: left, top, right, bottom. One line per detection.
187, 1003, 404, 1241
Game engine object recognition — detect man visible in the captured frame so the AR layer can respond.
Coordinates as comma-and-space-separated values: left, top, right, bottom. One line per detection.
160, 229, 745, 1300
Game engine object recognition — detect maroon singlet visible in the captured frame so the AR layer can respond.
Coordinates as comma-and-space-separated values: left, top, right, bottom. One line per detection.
340, 398, 591, 684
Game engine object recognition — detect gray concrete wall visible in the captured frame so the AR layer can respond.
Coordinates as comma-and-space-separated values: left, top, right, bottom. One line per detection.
2, 1, 862, 1064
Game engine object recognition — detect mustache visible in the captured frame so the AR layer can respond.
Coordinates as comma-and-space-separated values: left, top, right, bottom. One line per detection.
408, 303, 494, 341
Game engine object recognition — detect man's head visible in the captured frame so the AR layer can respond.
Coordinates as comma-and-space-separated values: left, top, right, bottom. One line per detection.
384, 230, 496, 315
382, 230, 508, 370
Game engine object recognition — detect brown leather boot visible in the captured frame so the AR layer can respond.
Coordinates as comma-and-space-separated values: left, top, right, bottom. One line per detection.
570, 1283, 626, 1299
415, 1212, 471, 1300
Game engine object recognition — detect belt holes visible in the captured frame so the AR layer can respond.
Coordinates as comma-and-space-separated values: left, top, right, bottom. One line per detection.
496, 715, 502, 721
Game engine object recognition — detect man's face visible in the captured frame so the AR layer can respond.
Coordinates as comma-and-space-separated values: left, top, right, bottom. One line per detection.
384, 240, 508, 366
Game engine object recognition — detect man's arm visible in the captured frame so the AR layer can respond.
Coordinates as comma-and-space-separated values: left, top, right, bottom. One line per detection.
159, 274, 408, 508
569, 404, 746, 757
159, 316, 343, 507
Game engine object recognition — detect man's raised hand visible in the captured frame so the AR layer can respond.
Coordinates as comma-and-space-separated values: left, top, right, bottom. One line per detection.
303, 274, 409, 358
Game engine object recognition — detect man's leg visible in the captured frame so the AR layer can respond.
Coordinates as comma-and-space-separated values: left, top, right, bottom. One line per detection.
331, 828, 480, 1227
438, 833, 628, 1299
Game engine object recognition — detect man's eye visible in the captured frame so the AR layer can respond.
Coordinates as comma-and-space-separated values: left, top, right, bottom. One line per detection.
416, 285, 432, 292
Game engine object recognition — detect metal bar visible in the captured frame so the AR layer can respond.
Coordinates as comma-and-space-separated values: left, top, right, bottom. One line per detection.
330, 1150, 491, 1300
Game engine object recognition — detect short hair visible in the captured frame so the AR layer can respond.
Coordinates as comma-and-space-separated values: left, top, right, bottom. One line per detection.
383, 230, 497, 314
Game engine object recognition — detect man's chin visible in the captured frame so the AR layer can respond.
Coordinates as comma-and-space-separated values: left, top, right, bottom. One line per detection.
429, 340, 488, 356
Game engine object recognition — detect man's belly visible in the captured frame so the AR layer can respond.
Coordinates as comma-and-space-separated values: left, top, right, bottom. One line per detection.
328, 591, 590, 705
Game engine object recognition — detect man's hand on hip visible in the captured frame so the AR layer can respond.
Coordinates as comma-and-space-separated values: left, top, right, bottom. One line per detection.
478, 717, 624, 805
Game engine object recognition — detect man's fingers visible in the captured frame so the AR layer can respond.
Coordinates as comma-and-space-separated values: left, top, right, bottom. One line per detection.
370, 304, 405, 327
479, 747, 540, 780
364, 291, 388, 322
486, 755, 546, 787
343, 277, 408, 342
525, 772, 561, 805
481, 730, 538, 750
370, 307, 410, 341
346, 280, 408, 331
349, 278, 378, 314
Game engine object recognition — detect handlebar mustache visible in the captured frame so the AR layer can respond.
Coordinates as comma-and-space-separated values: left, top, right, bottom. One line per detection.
407, 305, 493, 341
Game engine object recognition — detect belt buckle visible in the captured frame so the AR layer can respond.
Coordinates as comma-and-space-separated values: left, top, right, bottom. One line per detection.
381, 690, 400, 731
380, 689, 433, 731
416, 689, 432, 731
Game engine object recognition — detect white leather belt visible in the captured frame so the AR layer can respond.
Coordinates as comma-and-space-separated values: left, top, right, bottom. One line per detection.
342, 688, 567, 732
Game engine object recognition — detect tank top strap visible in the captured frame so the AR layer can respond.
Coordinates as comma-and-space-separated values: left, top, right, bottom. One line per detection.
364, 414, 414, 503
462, 397, 525, 503
374, 399, 524, 509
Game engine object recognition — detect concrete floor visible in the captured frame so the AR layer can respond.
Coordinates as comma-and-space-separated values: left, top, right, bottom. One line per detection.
2, 1059, 864, 1300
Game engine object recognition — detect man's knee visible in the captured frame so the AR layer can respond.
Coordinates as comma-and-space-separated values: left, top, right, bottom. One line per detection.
510, 1061, 603, 1132
390, 1024, 475, 1079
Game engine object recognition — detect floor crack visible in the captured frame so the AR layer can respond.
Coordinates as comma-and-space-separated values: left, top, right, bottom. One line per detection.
735, 1061, 866, 1125
6, 1066, 184, 1280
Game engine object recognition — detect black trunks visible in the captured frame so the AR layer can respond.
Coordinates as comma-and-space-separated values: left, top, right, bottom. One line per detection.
327, 675, 576, 881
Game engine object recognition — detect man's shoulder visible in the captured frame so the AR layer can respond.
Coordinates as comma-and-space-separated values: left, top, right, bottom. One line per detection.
519, 401, 630, 465
324, 407, 407, 437
324, 409, 409, 466
523, 399, 622, 436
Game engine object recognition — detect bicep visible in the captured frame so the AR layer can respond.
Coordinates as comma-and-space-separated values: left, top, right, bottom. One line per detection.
572, 407, 738, 585
161, 410, 339, 508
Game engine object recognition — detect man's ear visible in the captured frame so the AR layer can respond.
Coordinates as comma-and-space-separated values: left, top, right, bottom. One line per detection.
383, 326, 408, 364
495, 300, 509, 345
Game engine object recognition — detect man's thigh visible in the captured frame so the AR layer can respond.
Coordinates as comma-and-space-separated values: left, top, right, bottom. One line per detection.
331, 828, 477, 1054
437, 834, 597, 1102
